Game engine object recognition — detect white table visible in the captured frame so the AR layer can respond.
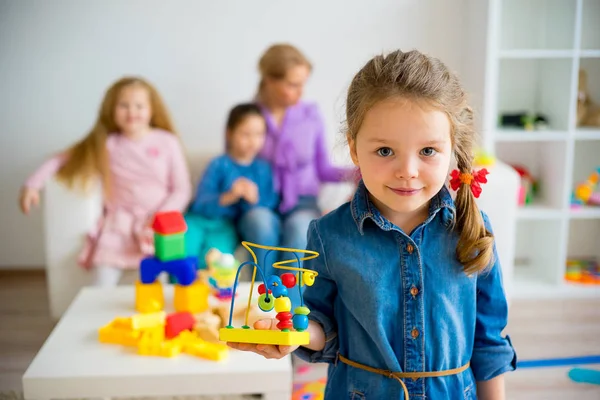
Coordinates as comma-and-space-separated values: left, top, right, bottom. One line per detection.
22, 283, 293, 399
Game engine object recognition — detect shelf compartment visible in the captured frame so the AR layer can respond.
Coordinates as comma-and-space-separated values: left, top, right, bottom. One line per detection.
500, 0, 576, 51
497, 141, 568, 210
498, 58, 573, 131
495, 129, 568, 142
581, 0, 600, 50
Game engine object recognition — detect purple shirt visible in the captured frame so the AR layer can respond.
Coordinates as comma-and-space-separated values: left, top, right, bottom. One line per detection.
259, 101, 352, 213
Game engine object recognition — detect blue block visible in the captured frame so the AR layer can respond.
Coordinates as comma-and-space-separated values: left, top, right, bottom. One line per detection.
139, 256, 197, 285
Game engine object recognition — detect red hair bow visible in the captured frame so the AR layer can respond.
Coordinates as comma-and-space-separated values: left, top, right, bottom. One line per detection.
449, 168, 489, 198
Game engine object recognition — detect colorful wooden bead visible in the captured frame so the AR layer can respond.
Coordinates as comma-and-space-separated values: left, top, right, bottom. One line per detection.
277, 319, 293, 330
276, 311, 293, 321
302, 271, 316, 286
280, 273, 297, 288
258, 293, 274, 312
293, 314, 309, 332
274, 296, 291, 313
294, 306, 310, 316
267, 275, 288, 298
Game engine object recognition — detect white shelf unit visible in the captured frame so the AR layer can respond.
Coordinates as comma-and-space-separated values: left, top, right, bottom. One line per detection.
481, 0, 600, 299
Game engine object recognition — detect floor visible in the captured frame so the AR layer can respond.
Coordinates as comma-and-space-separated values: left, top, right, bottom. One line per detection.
1, 270, 599, 399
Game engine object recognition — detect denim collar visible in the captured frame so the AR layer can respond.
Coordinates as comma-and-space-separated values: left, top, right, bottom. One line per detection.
350, 180, 456, 234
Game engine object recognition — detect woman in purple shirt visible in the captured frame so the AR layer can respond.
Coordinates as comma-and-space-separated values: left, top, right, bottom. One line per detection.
237, 44, 351, 272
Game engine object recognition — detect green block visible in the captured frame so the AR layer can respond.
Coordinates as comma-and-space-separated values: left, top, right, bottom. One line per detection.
154, 233, 186, 261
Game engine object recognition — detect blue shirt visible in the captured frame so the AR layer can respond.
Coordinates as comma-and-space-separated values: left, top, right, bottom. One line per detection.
188, 154, 278, 219
295, 181, 517, 399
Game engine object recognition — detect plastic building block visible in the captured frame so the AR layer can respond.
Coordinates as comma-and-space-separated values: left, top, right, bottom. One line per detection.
140, 256, 197, 285
154, 232, 186, 262
135, 280, 164, 313
152, 211, 187, 235
165, 312, 195, 339
183, 337, 228, 361
98, 319, 141, 347
130, 311, 166, 330
138, 327, 183, 357
174, 280, 209, 313
219, 327, 309, 346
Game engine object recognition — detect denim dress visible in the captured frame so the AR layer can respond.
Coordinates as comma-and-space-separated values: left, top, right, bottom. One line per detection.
295, 182, 517, 399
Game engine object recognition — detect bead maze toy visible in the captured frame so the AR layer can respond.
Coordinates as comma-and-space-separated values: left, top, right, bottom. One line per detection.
219, 242, 319, 346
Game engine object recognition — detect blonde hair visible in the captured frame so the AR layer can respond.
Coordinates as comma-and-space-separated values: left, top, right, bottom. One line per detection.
56, 77, 177, 194
345, 49, 493, 274
256, 43, 312, 98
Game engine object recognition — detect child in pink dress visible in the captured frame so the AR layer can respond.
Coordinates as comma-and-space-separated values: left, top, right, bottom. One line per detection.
19, 77, 192, 287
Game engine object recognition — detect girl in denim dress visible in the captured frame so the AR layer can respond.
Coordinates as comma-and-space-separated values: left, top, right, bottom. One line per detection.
229, 50, 517, 400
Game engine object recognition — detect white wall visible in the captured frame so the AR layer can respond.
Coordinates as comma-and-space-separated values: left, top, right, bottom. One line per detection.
0, 0, 470, 268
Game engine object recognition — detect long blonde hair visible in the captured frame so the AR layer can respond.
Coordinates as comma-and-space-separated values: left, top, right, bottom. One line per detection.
56, 77, 177, 194
256, 43, 312, 99
345, 50, 493, 274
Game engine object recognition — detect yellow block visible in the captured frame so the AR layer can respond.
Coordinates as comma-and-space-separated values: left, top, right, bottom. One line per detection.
174, 280, 209, 313
219, 327, 309, 346
184, 339, 228, 361
130, 311, 166, 330
98, 322, 141, 347
135, 280, 164, 313
137, 327, 181, 357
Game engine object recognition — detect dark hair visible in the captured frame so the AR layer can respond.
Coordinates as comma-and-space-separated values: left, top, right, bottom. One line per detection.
225, 103, 264, 150
226, 103, 263, 131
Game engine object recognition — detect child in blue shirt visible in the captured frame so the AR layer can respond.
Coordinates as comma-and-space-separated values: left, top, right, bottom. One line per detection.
185, 103, 277, 269
228, 50, 517, 399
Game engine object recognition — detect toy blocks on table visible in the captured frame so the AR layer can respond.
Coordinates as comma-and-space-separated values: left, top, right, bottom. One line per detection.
154, 233, 186, 261
152, 211, 187, 235
135, 280, 164, 313
130, 311, 166, 330
183, 337, 228, 361
140, 256, 196, 285
165, 312, 195, 339
174, 280, 210, 313
98, 318, 142, 347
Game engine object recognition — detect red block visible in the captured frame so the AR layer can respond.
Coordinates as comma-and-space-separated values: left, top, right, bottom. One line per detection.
152, 211, 187, 235
165, 312, 195, 339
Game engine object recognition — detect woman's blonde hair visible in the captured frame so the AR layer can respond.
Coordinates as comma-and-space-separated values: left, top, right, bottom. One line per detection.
345, 49, 493, 274
256, 43, 312, 98
56, 76, 177, 194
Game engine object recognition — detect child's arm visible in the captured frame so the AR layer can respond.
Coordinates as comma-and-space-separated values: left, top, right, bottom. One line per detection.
256, 161, 278, 210
476, 375, 506, 400
472, 213, 517, 398
20, 153, 68, 214
156, 138, 192, 213
188, 157, 238, 218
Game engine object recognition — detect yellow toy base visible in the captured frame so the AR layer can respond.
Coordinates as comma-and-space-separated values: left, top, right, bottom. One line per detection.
219, 327, 309, 346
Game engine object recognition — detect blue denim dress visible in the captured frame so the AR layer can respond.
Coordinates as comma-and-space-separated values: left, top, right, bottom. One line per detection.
295, 181, 517, 399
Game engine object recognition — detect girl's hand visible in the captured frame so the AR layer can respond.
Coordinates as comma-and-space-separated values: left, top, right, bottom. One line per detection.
227, 318, 299, 359
241, 180, 259, 204
19, 187, 40, 215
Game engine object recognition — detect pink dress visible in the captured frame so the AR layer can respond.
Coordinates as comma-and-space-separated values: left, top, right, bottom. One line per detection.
25, 129, 192, 269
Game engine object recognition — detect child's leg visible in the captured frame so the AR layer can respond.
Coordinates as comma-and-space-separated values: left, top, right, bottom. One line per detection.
236, 207, 281, 273
92, 264, 124, 288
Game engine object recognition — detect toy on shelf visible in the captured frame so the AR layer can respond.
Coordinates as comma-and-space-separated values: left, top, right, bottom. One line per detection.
577, 69, 600, 128
473, 149, 496, 168
571, 167, 600, 208
204, 248, 240, 301
499, 112, 549, 131
98, 310, 228, 360
135, 211, 210, 314
565, 258, 600, 285
219, 242, 319, 346
511, 165, 537, 206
